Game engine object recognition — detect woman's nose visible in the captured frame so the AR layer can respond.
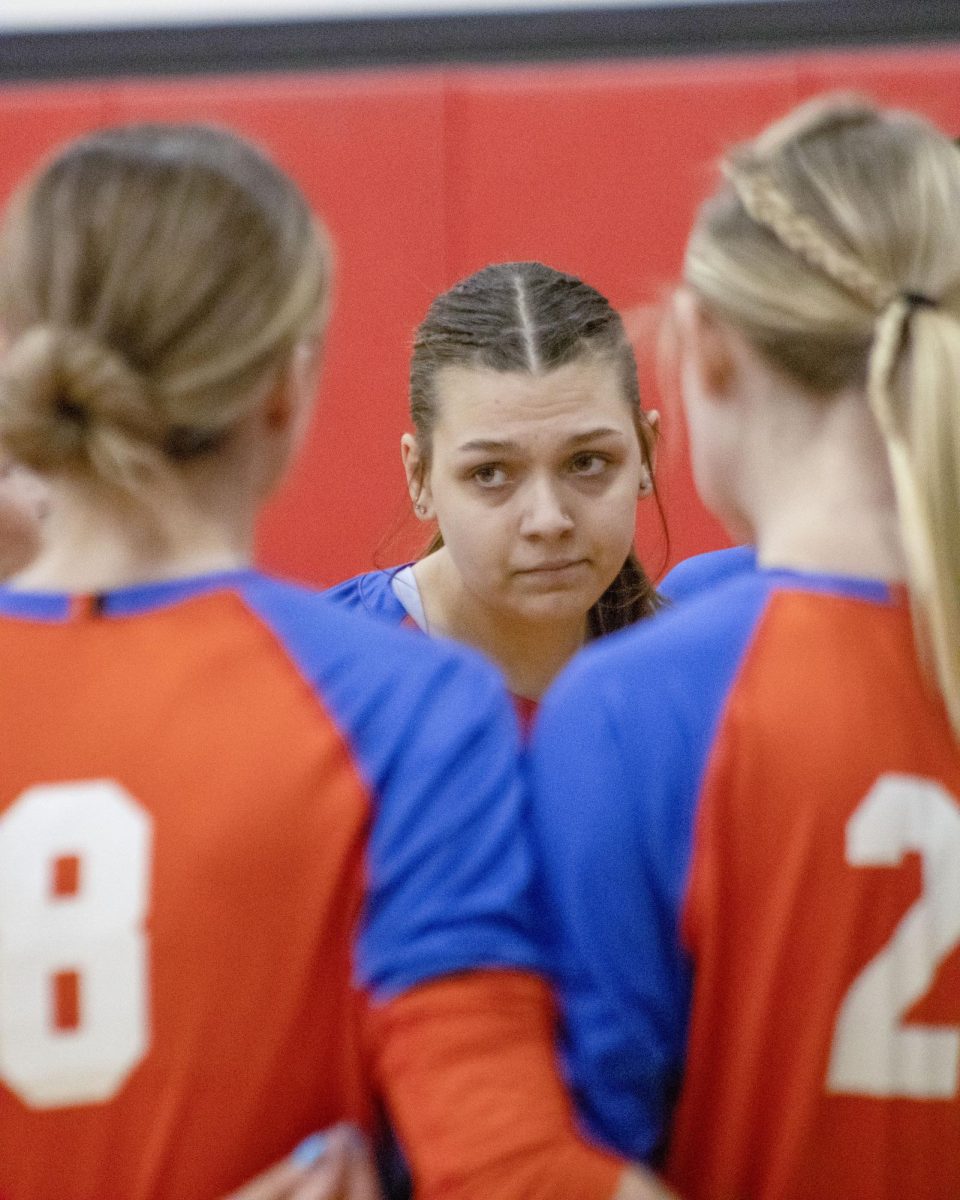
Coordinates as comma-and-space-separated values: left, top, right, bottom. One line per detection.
518, 477, 574, 538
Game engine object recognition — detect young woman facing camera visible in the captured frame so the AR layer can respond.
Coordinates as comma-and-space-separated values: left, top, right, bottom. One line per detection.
328, 262, 661, 710
530, 95, 960, 1200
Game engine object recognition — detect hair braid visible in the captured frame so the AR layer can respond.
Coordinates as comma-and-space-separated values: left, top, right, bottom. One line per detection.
726, 166, 892, 312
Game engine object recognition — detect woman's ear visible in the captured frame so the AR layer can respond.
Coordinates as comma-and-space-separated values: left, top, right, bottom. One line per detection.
253, 341, 324, 500
672, 289, 735, 401
400, 433, 434, 520
639, 409, 660, 496
266, 340, 322, 437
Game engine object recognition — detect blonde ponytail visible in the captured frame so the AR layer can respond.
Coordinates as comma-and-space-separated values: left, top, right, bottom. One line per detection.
868, 294, 960, 733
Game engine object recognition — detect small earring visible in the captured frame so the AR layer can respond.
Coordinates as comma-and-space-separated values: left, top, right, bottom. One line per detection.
414, 502, 427, 516
638, 471, 653, 496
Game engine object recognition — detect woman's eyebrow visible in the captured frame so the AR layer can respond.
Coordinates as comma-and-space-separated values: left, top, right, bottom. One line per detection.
455, 427, 627, 457
565, 427, 627, 445
456, 438, 516, 454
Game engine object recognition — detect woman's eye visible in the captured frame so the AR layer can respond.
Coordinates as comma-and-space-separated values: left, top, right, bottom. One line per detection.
472, 464, 508, 488
569, 453, 607, 476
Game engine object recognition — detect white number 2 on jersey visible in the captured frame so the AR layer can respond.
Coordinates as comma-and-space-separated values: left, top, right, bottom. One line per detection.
0, 781, 151, 1109
827, 774, 960, 1100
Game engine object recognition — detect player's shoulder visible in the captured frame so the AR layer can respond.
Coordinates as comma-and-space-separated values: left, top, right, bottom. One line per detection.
658, 544, 758, 605
239, 572, 513, 767
552, 567, 775, 716
241, 570, 495, 687
533, 571, 780, 846
323, 567, 408, 625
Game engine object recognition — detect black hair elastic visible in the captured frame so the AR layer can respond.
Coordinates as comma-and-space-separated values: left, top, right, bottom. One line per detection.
55, 394, 89, 427
164, 425, 226, 461
902, 291, 937, 309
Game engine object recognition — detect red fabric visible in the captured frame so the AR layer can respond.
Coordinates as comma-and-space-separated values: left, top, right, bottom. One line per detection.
0, 592, 376, 1199
513, 694, 539, 736
370, 970, 624, 1200
668, 591, 960, 1200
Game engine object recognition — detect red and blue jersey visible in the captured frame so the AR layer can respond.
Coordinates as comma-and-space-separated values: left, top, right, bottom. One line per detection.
530, 568, 960, 1200
0, 568, 546, 1200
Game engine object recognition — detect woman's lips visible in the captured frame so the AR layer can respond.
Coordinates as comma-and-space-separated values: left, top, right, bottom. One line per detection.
515, 559, 588, 577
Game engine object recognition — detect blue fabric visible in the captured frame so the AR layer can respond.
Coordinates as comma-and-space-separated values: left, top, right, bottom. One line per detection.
325, 569, 410, 626
528, 571, 775, 1162
0, 569, 259, 620
240, 574, 544, 1000
659, 545, 757, 604
529, 565, 899, 1162
0, 588, 72, 619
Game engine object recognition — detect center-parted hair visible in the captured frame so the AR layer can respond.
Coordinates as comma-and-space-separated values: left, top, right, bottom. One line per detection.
409, 261, 662, 635
685, 94, 960, 735
0, 123, 331, 497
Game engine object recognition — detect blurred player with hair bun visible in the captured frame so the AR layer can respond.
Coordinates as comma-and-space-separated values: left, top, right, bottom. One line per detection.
0, 123, 669, 1200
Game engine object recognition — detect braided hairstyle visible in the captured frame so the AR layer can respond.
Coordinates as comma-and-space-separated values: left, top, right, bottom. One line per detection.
685, 94, 960, 735
408, 261, 662, 634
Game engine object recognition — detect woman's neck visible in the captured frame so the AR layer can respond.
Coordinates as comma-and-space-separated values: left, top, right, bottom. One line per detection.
10, 475, 255, 593
744, 382, 908, 582
413, 550, 586, 700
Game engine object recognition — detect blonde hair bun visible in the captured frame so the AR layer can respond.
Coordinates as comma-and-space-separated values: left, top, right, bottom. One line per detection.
0, 325, 158, 472
0, 122, 330, 494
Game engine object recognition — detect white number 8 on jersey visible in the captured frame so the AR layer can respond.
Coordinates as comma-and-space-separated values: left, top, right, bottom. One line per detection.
0, 781, 151, 1109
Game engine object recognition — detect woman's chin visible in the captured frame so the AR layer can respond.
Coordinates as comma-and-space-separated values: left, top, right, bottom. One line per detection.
504, 586, 599, 626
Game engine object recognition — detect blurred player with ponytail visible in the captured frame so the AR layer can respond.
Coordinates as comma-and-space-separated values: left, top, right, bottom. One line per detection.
0, 124, 668, 1200
531, 94, 960, 1200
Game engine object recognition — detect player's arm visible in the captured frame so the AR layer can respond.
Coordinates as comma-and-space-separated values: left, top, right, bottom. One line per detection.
526, 646, 698, 1167
369, 969, 676, 1200
357, 647, 676, 1200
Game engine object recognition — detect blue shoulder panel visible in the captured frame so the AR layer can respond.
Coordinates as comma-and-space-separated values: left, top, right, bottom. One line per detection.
240, 574, 543, 1000
324, 569, 409, 626
529, 571, 774, 1163
659, 545, 757, 605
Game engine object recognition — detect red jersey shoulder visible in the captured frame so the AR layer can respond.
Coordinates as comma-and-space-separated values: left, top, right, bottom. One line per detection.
0, 587, 375, 1200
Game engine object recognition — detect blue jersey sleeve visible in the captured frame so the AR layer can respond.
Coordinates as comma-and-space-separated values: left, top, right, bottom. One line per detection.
242, 576, 543, 1001
528, 578, 770, 1161
324, 569, 409, 626
659, 545, 757, 605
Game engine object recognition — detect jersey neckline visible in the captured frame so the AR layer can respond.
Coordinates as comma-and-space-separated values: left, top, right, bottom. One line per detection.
756, 564, 902, 605
0, 567, 262, 621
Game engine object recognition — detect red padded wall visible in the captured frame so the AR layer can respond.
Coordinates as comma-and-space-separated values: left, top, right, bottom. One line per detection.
1, 44, 959, 585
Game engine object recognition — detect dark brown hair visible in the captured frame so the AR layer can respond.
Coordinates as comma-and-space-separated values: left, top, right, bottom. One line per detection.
409, 261, 662, 634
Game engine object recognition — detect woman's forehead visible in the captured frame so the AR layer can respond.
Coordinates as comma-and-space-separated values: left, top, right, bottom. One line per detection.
430, 359, 632, 444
